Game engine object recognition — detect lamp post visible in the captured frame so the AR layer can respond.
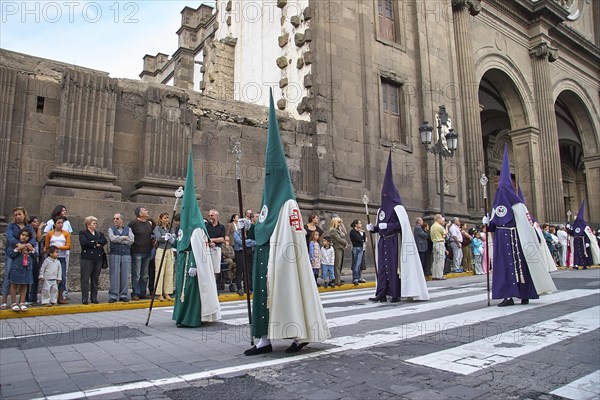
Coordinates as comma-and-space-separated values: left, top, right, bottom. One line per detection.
419, 105, 458, 216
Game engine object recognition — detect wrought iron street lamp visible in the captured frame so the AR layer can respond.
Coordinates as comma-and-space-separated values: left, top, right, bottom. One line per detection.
419, 105, 458, 216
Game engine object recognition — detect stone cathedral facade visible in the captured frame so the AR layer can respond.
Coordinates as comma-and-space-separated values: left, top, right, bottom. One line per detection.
1, 0, 599, 232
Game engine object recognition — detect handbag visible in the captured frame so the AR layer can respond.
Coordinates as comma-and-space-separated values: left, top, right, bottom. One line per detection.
101, 252, 109, 269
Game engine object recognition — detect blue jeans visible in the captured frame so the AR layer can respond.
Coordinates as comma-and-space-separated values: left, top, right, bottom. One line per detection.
2, 256, 13, 297
58, 257, 67, 291
351, 247, 364, 283
321, 264, 334, 282
131, 253, 151, 297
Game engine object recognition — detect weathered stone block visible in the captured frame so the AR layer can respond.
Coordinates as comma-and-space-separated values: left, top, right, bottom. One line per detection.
276, 56, 288, 69
303, 51, 314, 65
294, 33, 306, 47
304, 74, 313, 88
278, 33, 289, 48
290, 15, 301, 27
279, 78, 288, 88
226, 0, 232, 11
297, 97, 313, 114
296, 58, 305, 69
277, 0, 287, 9
277, 98, 286, 110
226, 16, 231, 26
304, 28, 312, 42
303, 7, 312, 21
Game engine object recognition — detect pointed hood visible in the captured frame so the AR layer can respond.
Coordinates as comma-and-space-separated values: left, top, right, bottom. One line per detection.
517, 183, 537, 223
491, 145, 523, 226
177, 151, 208, 251
571, 201, 588, 237
517, 184, 525, 203
255, 89, 296, 245
377, 151, 402, 223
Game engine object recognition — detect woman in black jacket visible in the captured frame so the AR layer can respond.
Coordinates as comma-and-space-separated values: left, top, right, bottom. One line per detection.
79, 216, 107, 304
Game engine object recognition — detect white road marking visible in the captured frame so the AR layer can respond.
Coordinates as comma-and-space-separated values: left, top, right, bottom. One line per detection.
550, 370, 600, 400
405, 306, 600, 374
33, 289, 598, 400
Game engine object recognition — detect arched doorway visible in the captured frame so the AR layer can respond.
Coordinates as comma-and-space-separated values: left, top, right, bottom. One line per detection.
479, 69, 534, 213
555, 92, 590, 223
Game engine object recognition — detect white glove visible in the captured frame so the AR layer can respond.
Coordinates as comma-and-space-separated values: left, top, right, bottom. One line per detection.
238, 218, 251, 230
378, 223, 388, 230
586, 243, 590, 248
366, 223, 374, 232
188, 268, 197, 277
164, 233, 173, 241
482, 216, 490, 225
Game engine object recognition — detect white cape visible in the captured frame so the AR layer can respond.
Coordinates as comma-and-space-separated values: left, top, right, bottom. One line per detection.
584, 226, 600, 264
267, 200, 330, 342
190, 228, 221, 322
373, 206, 429, 301
513, 203, 557, 295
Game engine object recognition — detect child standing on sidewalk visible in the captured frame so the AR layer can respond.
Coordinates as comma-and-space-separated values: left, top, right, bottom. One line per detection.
39, 246, 62, 306
320, 236, 335, 288
308, 231, 321, 286
8, 229, 35, 312
471, 231, 484, 275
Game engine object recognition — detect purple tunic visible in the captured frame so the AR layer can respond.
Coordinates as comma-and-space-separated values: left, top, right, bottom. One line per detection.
489, 145, 538, 300
374, 221, 401, 299
568, 227, 593, 267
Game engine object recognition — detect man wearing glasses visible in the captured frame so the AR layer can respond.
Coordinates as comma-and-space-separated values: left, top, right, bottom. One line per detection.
108, 213, 134, 302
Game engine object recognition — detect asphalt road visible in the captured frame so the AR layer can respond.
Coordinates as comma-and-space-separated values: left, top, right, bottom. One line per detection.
1, 269, 598, 400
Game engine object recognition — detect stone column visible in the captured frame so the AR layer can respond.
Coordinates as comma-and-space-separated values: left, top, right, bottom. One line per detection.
451, 0, 485, 213
130, 87, 193, 203
529, 42, 563, 223
46, 69, 120, 194
509, 127, 544, 217
582, 155, 600, 223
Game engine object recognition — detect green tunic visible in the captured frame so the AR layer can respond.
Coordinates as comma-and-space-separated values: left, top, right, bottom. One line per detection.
172, 250, 202, 327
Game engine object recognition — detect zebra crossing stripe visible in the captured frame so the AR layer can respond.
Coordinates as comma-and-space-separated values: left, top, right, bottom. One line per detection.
33, 289, 598, 400
550, 370, 600, 400
405, 306, 600, 374
323, 289, 598, 348
209, 286, 487, 318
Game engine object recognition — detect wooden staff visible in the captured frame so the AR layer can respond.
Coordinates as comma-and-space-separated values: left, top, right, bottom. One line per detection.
233, 141, 254, 346
480, 175, 491, 306
146, 186, 184, 326
362, 195, 378, 281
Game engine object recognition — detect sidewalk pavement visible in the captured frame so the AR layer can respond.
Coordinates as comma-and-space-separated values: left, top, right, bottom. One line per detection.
2, 266, 591, 320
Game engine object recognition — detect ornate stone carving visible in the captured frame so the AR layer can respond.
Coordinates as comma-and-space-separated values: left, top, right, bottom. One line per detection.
529, 42, 559, 62
451, 0, 482, 16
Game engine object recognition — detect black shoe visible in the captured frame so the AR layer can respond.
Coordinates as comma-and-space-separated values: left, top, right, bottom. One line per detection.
582, 266, 588, 270
285, 342, 308, 353
330, 283, 336, 288
229, 283, 238, 292
91, 300, 99, 304
358, 279, 366, 283
120, 298, 130, 302
237, 289, 244, 296
521, 299, 529, 305
390, 297, 400, 303
108, 299, 117, 303
353, 281, 359, 286
82, 301, 89, 305
369, 296, 387, 303
244, 344, 273, 356
572, 266, 579, 270
498, 298, 514, 307
340, 280, 346, 283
